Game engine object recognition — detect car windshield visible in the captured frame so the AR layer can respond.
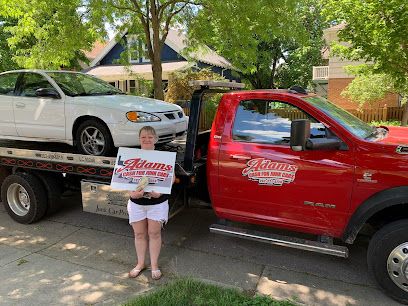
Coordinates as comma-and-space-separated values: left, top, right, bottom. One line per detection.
304, 96, 375, 139
46, 72, 124, 97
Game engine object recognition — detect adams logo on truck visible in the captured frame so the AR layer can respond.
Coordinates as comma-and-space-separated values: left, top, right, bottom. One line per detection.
242, 158, 298, 186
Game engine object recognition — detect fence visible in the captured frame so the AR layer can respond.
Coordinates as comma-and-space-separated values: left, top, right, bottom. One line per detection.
183, 106, 405, 131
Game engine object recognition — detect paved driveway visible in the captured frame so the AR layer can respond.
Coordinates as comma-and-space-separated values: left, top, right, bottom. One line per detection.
0, 193, 402, 305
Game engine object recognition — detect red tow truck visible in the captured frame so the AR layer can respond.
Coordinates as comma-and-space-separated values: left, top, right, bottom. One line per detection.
0, 81, 407, 303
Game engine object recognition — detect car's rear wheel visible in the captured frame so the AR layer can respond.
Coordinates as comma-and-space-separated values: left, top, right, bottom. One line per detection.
76, 120, 113, 156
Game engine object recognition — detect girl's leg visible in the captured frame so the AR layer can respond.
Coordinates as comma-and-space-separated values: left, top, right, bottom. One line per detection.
131, 219, 148, 270
147, 219, 163, 274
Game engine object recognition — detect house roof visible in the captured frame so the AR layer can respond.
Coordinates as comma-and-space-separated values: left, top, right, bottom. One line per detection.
165, 29, 232, 68
84, 41, 109, 62
89, 29, 232, 69
85, 61, 192, 81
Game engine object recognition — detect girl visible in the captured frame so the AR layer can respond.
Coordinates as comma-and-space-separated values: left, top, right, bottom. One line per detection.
127, 126, 170, 280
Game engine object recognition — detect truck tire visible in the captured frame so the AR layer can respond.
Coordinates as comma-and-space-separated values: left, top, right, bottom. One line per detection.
35, 172, 64, 215
0, 166, 10, 187
367, 220, 408, 304
76, 120, 113, 156
1, 172, 47, 224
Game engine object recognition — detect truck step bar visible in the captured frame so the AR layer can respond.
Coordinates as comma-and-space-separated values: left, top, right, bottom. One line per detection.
209, 224, 349, 258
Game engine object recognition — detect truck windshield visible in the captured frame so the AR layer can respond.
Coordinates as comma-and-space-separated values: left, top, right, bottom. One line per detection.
304, 96, 375, 139
46, 72, 124, 97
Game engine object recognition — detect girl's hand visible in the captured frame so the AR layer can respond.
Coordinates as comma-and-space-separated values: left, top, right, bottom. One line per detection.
148, 191, 161, 198
130, 189, 144, 199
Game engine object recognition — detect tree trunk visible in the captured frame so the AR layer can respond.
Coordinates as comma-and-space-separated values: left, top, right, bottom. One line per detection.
152, 55, 164, 100
402, 101, 408, 126
149, 1, 164, 101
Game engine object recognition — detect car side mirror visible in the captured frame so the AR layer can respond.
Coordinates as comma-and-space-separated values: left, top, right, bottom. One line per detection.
290, 119, 311, 151
35, 88, 61, 99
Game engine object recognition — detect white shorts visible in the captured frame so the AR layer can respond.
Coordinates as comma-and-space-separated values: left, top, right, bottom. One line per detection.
127, 200, 169, 224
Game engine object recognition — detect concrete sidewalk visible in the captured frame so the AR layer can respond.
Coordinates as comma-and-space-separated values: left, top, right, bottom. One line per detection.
0, 195, 401, 306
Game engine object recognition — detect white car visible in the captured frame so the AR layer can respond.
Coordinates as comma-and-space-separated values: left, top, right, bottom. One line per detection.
0, 70, 188, 155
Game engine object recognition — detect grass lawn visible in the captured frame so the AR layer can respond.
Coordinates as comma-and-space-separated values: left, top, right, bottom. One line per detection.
123, 278, 296, 306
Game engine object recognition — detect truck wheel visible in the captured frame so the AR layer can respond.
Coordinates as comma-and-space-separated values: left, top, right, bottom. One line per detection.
76, 120, 113, 156
367, 220, 408, 304
0, 166, 10, 187
1, 172, 47, 224
35, 172, 63, 215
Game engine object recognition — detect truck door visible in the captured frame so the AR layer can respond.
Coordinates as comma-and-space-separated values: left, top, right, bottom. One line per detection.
216, 98, 354, 235
14, 72, 65, 139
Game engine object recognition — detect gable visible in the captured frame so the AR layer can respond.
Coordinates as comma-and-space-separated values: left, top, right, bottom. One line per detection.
97, 36, 186, 65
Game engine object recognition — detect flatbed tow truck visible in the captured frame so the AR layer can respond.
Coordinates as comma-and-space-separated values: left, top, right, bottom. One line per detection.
1, 81, 408, 303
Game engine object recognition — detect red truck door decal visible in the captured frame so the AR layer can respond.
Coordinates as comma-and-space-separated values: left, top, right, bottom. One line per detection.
242, 158, 298, 186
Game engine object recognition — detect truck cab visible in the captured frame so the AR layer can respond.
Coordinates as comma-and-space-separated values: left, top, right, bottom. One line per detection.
200, 86, 408, 303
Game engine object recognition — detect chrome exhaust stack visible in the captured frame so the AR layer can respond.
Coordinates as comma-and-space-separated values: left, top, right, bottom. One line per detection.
209, 224, 349, 258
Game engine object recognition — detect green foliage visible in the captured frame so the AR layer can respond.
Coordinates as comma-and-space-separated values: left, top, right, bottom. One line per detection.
188, 0, 326, 90
341, 65, 394, 109
187, 0, 302, 89
129, 78, 154, 98
165, 68, 225, 103
370, 120, 401, 127
0, 0, 101, 69
275, 1, 328, 90
0, 17, 19, 72
322, 0, 408, 94
123, 278, 295, 306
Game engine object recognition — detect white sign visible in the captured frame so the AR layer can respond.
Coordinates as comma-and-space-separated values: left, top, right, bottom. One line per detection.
110, 147, 176, 194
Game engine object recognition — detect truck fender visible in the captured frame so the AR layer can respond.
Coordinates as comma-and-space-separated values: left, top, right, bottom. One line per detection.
342, 186, 408, 244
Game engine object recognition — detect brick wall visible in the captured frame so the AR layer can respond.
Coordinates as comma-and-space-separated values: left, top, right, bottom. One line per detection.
328, 78, 399, 109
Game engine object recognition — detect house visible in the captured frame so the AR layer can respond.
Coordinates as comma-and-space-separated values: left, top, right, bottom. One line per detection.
312, 24, 400, 109
83, 29, 237, 94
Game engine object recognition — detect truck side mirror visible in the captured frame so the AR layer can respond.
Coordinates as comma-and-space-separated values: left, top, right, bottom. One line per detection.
290, 119, 311, 151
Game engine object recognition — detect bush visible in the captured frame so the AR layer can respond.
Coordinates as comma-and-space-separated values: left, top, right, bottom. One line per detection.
370, 120, 401, 126
165, 68, 225, 103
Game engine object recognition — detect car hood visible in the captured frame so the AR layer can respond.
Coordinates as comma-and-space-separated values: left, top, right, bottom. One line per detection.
378, 126, 408, 145
71, 94, 182, 113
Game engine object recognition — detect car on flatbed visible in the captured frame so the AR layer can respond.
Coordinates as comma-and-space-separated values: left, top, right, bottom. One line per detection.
0, 70, 188, 156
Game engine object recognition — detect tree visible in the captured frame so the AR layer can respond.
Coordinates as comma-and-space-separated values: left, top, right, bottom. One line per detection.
0, 17, 19, 72
275, 1, 328, 90
341, 65, 394, 109
186, 0, 303, 89
322, 0, 408, 125
0, 0, 99, 70
187, 0, 325, 90
89, 0, 200, 100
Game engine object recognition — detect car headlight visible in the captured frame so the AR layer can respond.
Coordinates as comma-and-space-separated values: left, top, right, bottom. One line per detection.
126, 111, 161, 122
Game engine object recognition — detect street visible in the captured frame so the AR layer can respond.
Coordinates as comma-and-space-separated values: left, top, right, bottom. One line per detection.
0, 193, 402, 305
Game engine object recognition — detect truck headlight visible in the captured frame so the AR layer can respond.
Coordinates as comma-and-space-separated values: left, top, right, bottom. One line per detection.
126, 111, 161, 122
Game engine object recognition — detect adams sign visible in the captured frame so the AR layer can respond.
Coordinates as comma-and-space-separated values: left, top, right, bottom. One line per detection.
111, 147, 176, 194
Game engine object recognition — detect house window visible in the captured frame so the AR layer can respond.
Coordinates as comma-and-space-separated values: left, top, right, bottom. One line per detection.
128, 35, 150, 64
129, 80, 137, 94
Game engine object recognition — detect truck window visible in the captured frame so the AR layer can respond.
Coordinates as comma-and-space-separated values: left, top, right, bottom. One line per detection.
0, 73, 19, 95
232, 100, 325, 145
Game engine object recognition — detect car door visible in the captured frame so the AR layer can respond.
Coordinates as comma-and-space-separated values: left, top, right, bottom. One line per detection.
217, 98, 354, 235
0, 73, 19, 136
14, 72, 65, 139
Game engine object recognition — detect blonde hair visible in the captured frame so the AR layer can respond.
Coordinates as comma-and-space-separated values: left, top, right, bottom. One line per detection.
139, 126, 157, 137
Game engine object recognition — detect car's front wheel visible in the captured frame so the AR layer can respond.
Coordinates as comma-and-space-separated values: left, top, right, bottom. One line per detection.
76, 120, 113, 156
